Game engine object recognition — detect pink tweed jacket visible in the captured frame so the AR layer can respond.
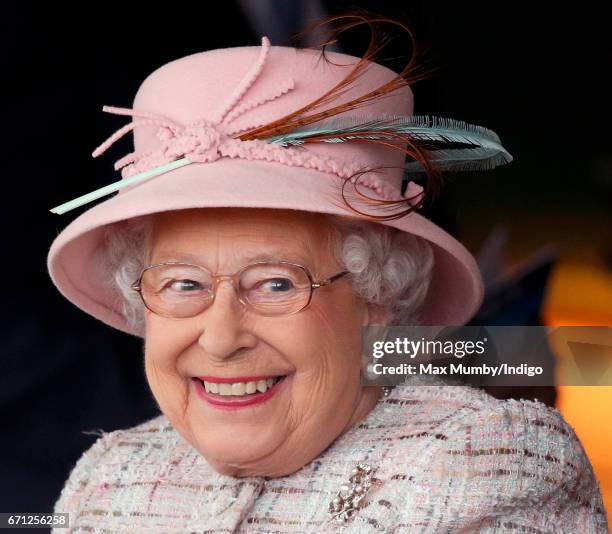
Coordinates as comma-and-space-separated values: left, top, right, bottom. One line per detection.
52, 376, 608, 533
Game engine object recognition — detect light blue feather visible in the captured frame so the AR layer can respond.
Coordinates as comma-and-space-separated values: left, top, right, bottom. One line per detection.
263, 114, 513, 173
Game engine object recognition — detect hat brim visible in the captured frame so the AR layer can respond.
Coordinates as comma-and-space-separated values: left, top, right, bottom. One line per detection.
47, 158, 483, 336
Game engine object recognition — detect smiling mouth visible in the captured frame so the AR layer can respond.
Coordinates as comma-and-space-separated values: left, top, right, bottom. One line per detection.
194, 376, 285, 397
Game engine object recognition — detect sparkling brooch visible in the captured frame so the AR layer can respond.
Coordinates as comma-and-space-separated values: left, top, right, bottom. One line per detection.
328, 463, 381, 524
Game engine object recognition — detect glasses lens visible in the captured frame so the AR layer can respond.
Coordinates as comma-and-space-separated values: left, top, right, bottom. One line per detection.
140, 263, 213, 318
239, 262, 311, 316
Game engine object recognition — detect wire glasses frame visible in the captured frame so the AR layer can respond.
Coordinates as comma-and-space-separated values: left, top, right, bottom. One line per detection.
130, 260, 351, 318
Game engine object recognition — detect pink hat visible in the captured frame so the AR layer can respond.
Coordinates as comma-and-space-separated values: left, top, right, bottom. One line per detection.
46, 34, 512, 337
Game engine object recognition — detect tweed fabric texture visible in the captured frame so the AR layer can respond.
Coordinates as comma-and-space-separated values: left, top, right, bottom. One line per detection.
53, 376, 609, 533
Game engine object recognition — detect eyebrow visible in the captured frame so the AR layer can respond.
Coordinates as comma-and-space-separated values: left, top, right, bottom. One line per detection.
152, 250, 313, 268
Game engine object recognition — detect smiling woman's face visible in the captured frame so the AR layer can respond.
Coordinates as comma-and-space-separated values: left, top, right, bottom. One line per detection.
143, 207, 381, 477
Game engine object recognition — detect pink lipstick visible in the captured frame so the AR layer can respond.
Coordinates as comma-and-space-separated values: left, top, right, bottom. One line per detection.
192, 375, 288, 409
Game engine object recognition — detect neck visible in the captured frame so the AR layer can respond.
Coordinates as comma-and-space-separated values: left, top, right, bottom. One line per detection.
340, 385, 382, 437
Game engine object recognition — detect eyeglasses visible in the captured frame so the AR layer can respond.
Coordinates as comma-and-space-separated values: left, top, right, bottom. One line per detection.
130, 261, 350, 318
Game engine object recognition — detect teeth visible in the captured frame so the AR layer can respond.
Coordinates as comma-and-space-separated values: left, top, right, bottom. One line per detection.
231, 382, 246, 395
201, 377, 282, 396
219, 383, 232, 396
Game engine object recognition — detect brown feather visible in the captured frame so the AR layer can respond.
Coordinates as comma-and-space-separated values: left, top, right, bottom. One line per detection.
237, 14, 438, 142
236, 10, 444, 220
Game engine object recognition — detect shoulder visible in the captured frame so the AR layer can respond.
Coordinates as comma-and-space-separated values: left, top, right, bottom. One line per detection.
73, 413, 173, 459
372, 379, 608, 531
53, 414, 171, 516
430, 394, 608, 531
384, 377, 595, 476
438, 395, 598, 492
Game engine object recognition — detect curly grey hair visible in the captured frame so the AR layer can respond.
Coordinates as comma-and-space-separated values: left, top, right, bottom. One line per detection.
100, 211, 435, 336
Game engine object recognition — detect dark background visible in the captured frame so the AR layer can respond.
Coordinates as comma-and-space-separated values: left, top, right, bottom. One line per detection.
1, 1, 610, 520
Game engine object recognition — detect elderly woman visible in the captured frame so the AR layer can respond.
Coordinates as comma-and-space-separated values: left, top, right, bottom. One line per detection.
47, 16, 607, 533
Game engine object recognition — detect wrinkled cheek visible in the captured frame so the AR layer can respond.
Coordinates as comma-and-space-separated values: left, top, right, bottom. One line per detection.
307, 305, 363, 367
144, 348, 182, 387
143, 315, 195, 422
144, 316, 188, 369
143, 344, 189, 423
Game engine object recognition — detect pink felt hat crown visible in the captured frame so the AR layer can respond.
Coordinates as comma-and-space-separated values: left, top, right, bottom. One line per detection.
46, 35, 512, 336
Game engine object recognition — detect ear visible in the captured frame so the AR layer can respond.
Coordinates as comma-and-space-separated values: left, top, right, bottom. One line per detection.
362, 302, 389, 327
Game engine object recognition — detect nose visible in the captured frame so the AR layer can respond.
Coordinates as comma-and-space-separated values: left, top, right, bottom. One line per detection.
196, 279, 257, 360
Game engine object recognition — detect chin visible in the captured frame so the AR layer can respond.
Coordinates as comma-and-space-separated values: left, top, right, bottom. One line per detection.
186, 414, 287, 473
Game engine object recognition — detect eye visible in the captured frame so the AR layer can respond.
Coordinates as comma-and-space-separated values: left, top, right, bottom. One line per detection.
162, 279, 210, 294
259, 277, 295, 292
246, 277, 297, 304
